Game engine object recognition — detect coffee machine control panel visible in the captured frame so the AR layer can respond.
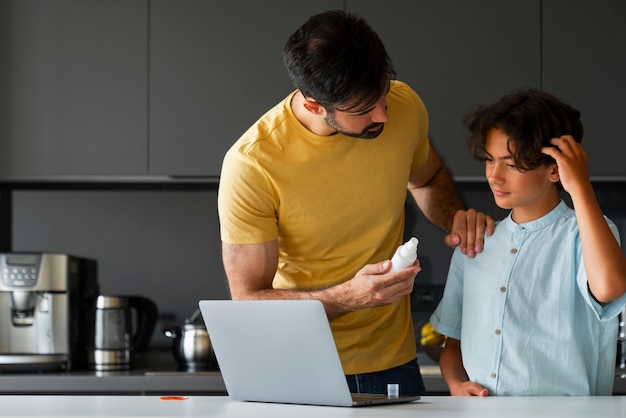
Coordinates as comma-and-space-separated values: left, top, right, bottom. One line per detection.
0, 254, 42, 288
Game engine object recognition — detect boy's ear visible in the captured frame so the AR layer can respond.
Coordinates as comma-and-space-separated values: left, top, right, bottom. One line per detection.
549, 163, 560, 183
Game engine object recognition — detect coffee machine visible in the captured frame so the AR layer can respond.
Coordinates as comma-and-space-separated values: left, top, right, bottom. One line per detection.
0, 253, 98, 371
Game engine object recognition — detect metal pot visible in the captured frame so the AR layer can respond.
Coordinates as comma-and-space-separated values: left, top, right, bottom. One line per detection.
163, 319, 217, 372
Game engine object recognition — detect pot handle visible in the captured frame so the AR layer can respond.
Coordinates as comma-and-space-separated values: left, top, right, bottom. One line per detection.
163, 326, 179, 339
128, 296, 158, 352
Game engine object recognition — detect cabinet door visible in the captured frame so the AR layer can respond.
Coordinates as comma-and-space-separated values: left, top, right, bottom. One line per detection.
149, 0, 342, 176
543, 0, 626, 178
0, 0, 148, 176
346, 0, 541, 178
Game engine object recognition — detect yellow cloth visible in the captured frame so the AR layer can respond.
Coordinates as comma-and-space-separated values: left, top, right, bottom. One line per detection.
218, 81, 429, 374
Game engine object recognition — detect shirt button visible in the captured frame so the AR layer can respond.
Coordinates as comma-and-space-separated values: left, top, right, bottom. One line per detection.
490, 373, 497, 379
495, 329, 501, 335
510, 248, 518, 254
499, 286, 506, 293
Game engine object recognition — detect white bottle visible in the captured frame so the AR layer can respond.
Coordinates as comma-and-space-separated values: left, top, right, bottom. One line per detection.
389, 237, 419, 273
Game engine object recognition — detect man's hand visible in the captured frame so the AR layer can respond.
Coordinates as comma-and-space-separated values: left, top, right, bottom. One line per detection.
223, 241, 421, 319
444, 209, 495, 258
335, 259, 421, 312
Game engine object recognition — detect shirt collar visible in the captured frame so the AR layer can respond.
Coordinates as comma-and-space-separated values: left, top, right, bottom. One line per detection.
502, 200, 568, 232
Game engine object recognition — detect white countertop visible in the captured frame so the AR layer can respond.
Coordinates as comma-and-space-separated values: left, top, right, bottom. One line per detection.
0, 395, 623, 417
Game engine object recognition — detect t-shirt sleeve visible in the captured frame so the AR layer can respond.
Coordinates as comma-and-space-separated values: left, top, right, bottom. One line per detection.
218, 148, 279, 244
407, 86, 430, 171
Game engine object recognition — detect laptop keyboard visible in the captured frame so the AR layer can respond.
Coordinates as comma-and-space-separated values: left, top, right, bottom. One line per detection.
351, 393, 392, 401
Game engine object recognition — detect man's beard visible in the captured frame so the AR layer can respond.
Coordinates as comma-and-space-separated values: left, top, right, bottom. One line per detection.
324, 112, 385, 140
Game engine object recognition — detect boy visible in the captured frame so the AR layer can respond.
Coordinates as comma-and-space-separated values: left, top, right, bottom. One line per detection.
430, 89, 626, 396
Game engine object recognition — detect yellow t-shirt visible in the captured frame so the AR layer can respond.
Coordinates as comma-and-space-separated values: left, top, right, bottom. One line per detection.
218, 80, 429, 374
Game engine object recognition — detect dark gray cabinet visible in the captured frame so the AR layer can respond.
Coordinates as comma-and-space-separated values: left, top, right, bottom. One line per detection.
0, 1, 342, 178
346, 0, 541, 178
0, 1, 623, 179
542, 0, 626, 177
148, 0, 342, 176
0, 0, 148, 176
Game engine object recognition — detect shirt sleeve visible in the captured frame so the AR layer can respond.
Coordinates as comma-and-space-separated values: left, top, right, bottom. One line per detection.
217, 148, 279, 244
579, 216, 626, 320
430, 248, 464, 340
406, 85, 430, 171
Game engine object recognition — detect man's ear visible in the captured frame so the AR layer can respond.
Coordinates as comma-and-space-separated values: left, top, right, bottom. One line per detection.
302, 97, 326, 116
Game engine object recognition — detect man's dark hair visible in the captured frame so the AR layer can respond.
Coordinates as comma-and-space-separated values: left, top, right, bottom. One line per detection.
283, 10, 395, 113
464, 88, 584, 171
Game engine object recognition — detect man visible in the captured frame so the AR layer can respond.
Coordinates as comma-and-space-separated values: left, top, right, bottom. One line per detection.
218, 10, 493, 395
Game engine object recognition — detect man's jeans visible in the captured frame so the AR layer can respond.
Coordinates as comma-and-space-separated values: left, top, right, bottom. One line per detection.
345, 358, 426, 396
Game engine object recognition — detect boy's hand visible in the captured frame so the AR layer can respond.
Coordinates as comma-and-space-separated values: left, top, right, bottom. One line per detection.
449, 381, 489, 397
542, 135, 589, 195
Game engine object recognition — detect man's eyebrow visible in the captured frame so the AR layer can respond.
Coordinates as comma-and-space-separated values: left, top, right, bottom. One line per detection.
350, 107, 376, 116
342, 81, 390, 115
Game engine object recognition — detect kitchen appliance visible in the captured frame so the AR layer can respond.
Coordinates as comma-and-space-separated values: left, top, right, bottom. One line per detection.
89, 295, 157, 371
163, 309, 217, 371
0, 253, 98, 371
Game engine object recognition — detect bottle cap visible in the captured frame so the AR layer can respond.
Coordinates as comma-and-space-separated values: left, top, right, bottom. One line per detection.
387, 383, 399, 398
406, 237, 418, 251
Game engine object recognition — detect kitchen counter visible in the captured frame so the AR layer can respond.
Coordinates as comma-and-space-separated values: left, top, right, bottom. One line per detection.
0, 350, 444, 395
0, 369, 447, 396
0, 351, 624, 395
0, 395, 623, 417
0, 370, 227, 396
0, 350, 227, 396
0, 365, 624, 396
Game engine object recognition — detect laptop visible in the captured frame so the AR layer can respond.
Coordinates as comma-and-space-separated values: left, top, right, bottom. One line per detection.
199, 299, 421, 407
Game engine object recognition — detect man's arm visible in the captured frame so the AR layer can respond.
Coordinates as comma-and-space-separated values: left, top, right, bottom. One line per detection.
408, 145, 495, 257
222, 240, 420, 319
439, 338, 488, 396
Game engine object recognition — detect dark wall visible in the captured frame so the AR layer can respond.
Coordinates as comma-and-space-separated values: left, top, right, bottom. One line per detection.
12, 183, 626, 347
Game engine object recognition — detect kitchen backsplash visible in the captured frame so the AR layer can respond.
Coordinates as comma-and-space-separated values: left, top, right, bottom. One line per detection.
12, 190, 227, 348
11, 182, 626, 348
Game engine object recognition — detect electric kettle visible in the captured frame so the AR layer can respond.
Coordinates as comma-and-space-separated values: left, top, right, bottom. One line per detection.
88, 295, 158, 371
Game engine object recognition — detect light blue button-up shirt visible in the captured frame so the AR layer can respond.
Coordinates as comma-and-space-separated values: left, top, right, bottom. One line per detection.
431, 201, 626, 395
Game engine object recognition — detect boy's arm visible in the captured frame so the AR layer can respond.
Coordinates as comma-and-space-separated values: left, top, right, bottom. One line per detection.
439, 338, 489, 396
544, 136, 626, 303
573, 186, 626, 302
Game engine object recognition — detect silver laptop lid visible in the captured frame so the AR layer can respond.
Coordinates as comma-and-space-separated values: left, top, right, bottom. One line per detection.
199, 299, 357, 407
